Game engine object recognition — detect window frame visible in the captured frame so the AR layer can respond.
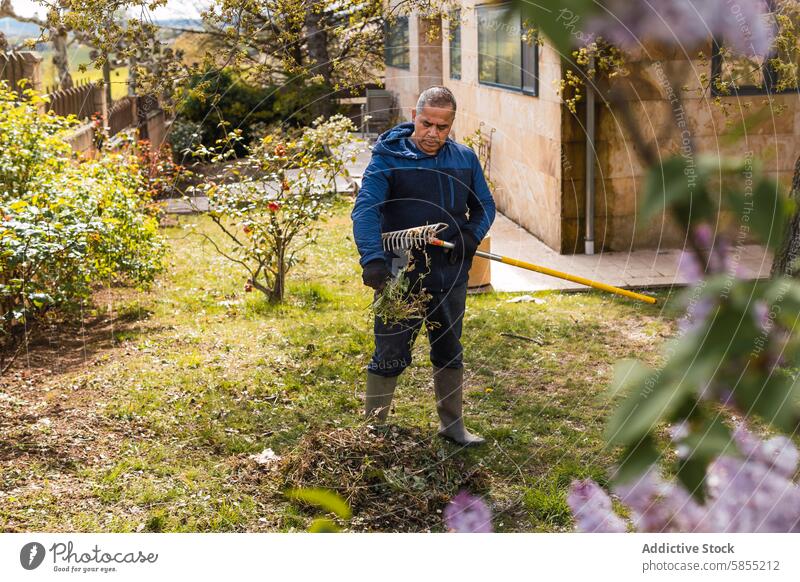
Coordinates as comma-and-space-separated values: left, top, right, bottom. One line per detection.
476, 2, 539, 97
449, 9, 462, 80
384, 15, 410, 70
710, 38, 795, 96
710, 1, 796, 96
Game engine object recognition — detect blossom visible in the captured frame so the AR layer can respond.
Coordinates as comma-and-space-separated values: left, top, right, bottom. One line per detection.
268, 201, 281, 212
567, 479, 627, 532
443, 491, 493, 533
614, 470, 706, 532
569, 425, 800, 533
586, 0, 774, 56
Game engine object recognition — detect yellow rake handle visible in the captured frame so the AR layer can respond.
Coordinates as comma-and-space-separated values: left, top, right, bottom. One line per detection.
430, 239, 657, 305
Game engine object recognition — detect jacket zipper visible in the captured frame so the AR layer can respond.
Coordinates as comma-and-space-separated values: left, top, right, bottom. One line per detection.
435, 153, 445, 291
448, 176, 455, 208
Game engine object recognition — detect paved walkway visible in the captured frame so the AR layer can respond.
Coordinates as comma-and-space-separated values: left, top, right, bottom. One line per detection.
486, 213, 773, 292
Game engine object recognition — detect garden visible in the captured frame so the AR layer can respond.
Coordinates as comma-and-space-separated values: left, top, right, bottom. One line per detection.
1, 0, 800, 538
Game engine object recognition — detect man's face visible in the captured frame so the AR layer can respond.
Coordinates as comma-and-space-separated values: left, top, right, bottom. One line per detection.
411, 105, 456, 155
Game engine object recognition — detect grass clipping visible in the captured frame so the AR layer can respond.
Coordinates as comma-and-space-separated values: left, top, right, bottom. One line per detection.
274, 425, 489, 532
370, 255, 438, 328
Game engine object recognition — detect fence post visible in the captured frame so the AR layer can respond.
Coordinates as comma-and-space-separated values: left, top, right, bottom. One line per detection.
0, 51, 42, 101
92, 81, 108, 128
18, 52, 43, 93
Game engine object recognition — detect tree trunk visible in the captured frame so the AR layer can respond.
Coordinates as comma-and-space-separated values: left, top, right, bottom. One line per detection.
51, 25, 73, 89
272, 247, 286, 303
771, 155, 800, 277
303, 3, 334, 118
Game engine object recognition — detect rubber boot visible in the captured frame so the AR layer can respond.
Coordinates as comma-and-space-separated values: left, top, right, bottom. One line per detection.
365, 372, 398, 421
433, 366, 485, 446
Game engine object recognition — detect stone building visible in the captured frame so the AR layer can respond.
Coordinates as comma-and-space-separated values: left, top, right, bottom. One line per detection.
383, 1, 800, 253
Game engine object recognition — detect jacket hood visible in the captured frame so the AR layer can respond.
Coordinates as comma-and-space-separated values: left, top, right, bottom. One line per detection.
372, 122, 454, 159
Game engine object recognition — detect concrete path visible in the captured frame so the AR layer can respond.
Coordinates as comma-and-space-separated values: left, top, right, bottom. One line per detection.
486, 212, 773, 293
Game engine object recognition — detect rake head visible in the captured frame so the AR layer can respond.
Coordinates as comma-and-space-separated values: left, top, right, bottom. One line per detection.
381, 223, 448, 252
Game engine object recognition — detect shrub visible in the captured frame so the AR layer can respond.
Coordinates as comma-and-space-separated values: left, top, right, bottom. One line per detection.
129, 138, 187, 199
167, 118, 203, 163
190, 114, 360, 302
175, 67, 278, 155
0, 82, 167, 348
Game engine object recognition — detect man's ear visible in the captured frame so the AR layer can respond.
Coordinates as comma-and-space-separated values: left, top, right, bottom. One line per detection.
410, 108, 416, 122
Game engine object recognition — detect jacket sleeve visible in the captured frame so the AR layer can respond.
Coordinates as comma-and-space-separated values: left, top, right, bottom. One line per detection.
351, 154, 391, 266
462, 151, 496, 242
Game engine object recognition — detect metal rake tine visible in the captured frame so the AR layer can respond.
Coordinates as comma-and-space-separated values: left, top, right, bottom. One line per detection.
380, 223, 448, 251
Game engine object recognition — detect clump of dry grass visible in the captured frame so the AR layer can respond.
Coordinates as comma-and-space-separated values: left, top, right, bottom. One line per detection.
273, 425, 489, 531
370, 254, 438, 329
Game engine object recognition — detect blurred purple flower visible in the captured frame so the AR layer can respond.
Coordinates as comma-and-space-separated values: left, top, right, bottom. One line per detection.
704, 454, 800, 531
587, 0, 774, 56
677, 250, 705, 283
693, 222, 715, 248
677, 224, 736, 284
677, 296, 715, 335
733, 425, 799, 479
567, 479, 627, 532
570, 425, 800, 533
615, 470, 707, 532
443, 491, 493, 533
752, 300, 770, 332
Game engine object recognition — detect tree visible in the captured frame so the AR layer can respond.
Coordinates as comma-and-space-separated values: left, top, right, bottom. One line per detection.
771, 155, 800, 276
496, 0, 800, 513
0, 0, 74, 89
32, 0, 385, 117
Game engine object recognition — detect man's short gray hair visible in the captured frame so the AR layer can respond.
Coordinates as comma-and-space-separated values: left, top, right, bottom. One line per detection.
416, 86, 457, 115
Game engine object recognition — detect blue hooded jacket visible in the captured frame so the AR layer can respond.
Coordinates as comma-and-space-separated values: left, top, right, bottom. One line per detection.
351, 122, 496, 292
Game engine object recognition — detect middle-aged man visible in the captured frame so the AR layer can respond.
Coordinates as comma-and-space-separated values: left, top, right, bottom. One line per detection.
351, 86, 496, 446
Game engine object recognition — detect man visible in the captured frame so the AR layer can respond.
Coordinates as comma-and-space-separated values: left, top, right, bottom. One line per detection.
351, 86, 496, 446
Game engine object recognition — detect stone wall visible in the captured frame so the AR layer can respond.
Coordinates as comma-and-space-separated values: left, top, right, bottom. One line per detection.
561, 43, 800, 252
441, 2, 564, 251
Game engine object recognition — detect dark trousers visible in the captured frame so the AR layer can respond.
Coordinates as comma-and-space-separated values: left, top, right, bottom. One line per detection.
368, 282, 467, 377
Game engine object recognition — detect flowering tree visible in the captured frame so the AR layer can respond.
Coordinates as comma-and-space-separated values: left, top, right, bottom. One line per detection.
189, 114, 360, 303
569, 425, 800, 532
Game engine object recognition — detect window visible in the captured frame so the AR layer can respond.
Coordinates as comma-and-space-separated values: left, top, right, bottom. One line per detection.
385, 16, 410, 70
477, 3, 538, 95
710, 2, 798, 95
449, 9, 462, 80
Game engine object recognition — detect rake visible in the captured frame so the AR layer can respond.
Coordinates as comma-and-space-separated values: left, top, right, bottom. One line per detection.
381, 223, 657, 305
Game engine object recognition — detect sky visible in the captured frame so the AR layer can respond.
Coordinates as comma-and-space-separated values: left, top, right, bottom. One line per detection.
10, 0, 207, 20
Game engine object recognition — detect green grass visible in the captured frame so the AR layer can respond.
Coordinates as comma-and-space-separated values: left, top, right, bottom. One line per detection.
37, 45, 129, 100
0, 199, 681, 532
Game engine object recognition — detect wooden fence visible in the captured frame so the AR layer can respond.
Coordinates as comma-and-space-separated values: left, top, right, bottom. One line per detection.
108, 95, 135, 137
44, 78, 99, 119
0, 51, 41, 95
2, 50, 166, 154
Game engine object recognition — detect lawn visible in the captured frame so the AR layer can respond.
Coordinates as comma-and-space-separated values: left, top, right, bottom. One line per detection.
37, 44, 129, 101
0, 199, 679, 532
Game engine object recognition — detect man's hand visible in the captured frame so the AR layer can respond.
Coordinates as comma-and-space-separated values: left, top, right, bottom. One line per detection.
446, 231, 480, 265
362, 259, 391, 291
